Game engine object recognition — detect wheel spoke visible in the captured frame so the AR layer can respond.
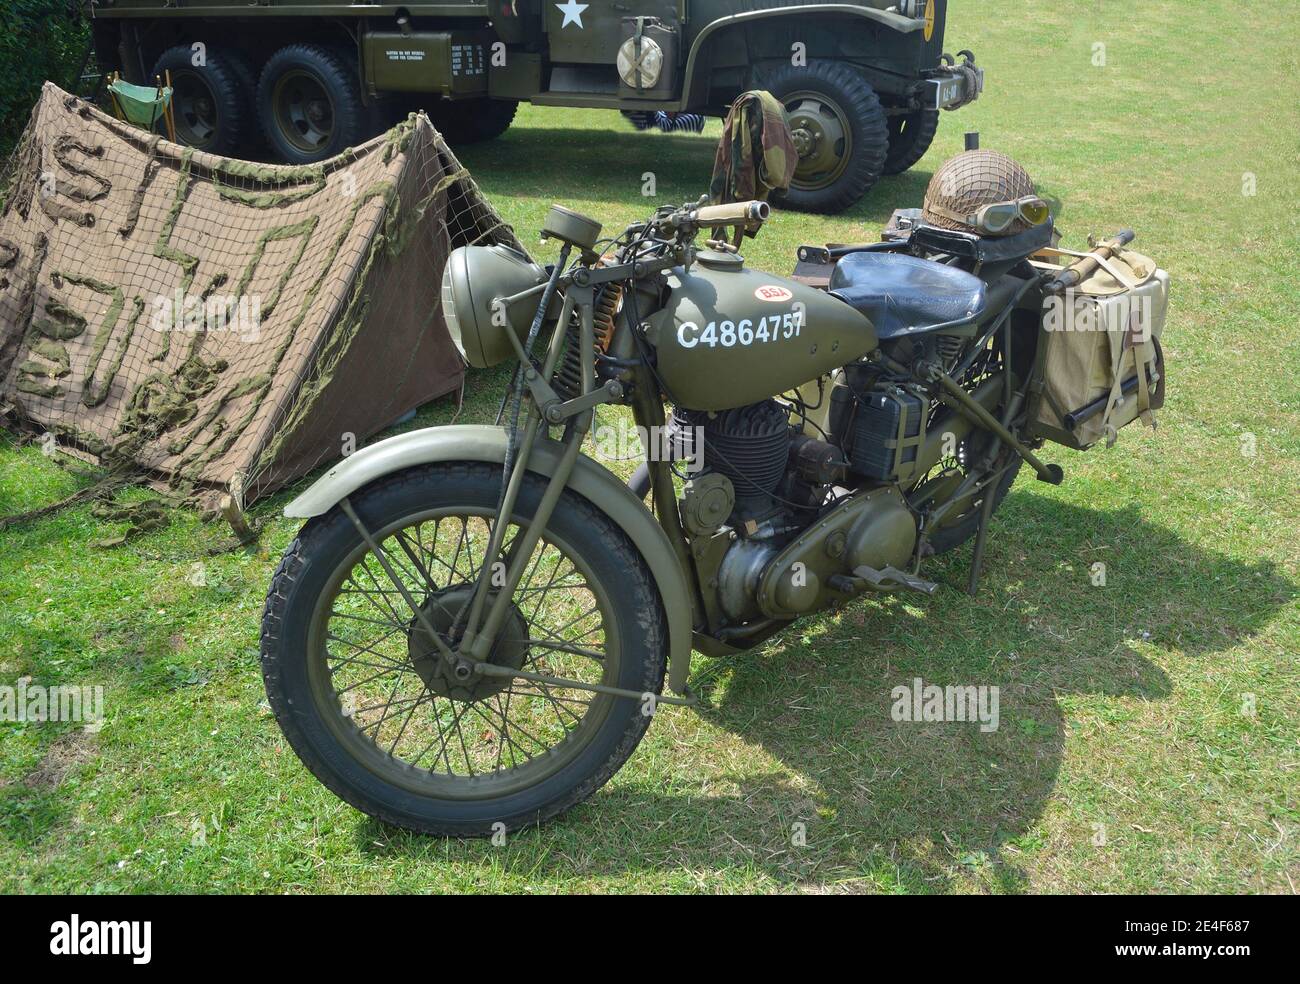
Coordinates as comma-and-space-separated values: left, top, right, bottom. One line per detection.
318, 504, 615, 791
502, 638, 605, 661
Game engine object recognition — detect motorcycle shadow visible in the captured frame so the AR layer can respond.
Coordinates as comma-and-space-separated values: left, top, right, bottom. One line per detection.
674, 493, 1290, 891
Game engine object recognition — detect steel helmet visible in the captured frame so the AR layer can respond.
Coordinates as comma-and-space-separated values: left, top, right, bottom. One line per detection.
922, 150, 1048, 237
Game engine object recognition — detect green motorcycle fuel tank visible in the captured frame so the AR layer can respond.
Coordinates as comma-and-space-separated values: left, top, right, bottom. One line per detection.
645, 251, 878, 410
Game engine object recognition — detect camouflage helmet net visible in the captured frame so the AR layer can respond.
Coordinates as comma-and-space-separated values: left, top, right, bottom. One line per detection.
922, 149, 1037, 237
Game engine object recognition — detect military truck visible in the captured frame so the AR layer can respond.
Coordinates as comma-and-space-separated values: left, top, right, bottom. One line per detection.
84, 0, 983, 213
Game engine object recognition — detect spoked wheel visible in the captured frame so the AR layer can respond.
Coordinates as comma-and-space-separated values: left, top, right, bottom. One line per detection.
909, 337, 1025, 554
913, 433, 1022, 555
261, 462, 667, 835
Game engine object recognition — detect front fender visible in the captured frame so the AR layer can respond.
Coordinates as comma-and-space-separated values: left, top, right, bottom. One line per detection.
682, 4, 927, 105
284, 425, 696, 696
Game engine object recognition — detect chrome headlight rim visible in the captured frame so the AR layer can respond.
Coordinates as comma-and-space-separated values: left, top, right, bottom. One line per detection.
440, 259, 468, 364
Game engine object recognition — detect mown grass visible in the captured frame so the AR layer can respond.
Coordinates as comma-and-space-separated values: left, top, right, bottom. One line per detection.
1, 0, 1297, 893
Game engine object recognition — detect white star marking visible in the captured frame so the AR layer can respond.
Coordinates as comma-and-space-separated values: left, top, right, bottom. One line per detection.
555, 0, 588, 29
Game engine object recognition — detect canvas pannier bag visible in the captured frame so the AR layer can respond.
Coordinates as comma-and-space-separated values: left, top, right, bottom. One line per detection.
1027, 247, 1169, 450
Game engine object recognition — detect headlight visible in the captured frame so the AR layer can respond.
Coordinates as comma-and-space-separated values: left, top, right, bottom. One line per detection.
440, 262, 466, 362
617, 36, 663, 90
441, 245, 547, 369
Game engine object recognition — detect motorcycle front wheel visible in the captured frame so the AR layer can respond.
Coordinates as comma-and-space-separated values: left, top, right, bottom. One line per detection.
260, 461, 667, 836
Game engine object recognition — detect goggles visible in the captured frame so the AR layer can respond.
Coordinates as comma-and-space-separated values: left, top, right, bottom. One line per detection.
928, 195, 1051, 234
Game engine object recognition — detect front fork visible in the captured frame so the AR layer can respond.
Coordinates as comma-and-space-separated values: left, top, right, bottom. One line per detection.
340, 283, 696, 706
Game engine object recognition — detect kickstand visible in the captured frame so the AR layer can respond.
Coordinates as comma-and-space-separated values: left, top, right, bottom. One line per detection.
966, 482, 999, 596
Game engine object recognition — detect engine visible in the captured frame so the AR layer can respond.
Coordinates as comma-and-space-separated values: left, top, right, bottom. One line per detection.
669, 395, 919, 625
670, 368, 935, 537
669, 401, 792, 523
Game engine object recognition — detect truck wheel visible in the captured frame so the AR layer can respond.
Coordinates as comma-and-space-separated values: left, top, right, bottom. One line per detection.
431, 98, 518, 144
258, 43, 365, 164
763, 61, 889, 214
150, 46, 252, 156
883, 108, 940, 175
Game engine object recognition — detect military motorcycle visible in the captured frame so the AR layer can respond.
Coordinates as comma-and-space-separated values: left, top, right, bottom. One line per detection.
261, 179, 1166, 835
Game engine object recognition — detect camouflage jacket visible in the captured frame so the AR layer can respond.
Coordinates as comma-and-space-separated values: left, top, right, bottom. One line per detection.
709, 90, 797, 210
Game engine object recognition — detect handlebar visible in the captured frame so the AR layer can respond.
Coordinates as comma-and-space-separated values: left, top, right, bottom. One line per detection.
692, 200, 770, 227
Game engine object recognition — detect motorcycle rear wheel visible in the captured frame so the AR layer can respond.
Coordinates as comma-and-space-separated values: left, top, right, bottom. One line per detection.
923, 445, 1022, 555
261, 461, 667, 835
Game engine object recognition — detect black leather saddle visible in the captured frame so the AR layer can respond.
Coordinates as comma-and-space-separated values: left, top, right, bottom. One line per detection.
829, 251, 987, 340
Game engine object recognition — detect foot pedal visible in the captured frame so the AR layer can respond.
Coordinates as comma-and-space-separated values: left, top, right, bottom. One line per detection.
853, 565, 939, 596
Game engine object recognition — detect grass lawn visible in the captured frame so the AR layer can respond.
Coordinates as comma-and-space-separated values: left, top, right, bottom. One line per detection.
1, 0, 1296, 893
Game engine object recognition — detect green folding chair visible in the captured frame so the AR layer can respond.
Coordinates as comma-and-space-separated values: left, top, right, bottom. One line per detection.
107, 73, 175, 142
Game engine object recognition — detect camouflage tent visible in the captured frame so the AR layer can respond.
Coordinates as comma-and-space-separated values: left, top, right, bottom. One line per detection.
0, 83, 522, 510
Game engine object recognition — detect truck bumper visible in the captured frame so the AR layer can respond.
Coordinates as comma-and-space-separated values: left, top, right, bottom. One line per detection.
923, 52, 984, 112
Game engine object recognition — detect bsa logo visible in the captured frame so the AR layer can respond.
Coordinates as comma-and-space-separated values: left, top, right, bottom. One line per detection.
754, 285, 794, 302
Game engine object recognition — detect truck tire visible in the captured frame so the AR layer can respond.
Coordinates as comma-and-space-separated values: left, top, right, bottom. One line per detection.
883, 107, 940, 176
431, 98, 518, 144
149, 45, 252, 156
258, 43, 365, 164
763, 61, 889, 214
222, 48, 264, 153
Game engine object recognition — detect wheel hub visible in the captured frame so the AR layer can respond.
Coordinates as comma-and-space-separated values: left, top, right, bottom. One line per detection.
783, 93, 852, 190
407, 584, 530, 702
274, 72, 334, 151
791, 126, 816, 157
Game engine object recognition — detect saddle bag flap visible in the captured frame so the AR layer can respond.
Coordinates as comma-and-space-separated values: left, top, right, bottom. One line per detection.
1027, 247, 1169, 450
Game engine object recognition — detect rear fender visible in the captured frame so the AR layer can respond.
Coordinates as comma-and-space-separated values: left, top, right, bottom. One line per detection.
284, 425, 696, 695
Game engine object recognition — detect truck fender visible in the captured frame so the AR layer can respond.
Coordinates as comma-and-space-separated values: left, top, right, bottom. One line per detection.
682, 3, 926, 104
284, 425, 696, 696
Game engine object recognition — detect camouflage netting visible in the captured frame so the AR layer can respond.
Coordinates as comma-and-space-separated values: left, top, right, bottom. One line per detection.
0, 82, 523, 517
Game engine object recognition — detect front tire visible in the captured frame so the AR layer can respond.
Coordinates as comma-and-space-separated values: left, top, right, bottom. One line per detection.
260, 462, 667, 835
764, 60, 889, 214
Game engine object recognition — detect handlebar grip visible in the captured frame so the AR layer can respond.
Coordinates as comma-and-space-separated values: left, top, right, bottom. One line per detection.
1115, 229, 1136, 246
693, 200, 770, 226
